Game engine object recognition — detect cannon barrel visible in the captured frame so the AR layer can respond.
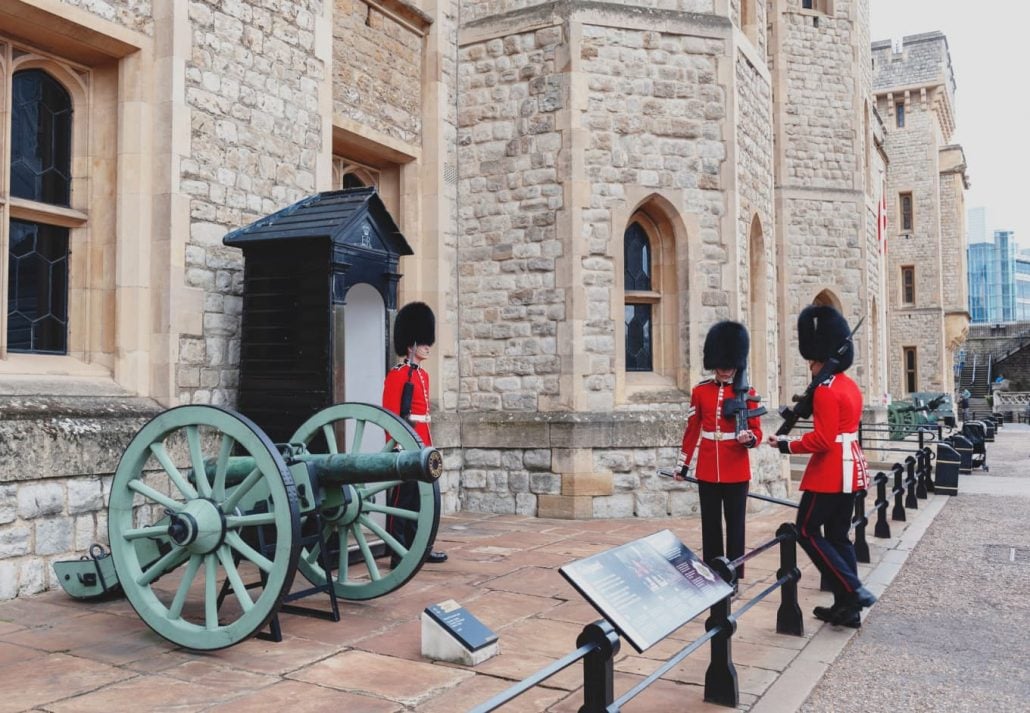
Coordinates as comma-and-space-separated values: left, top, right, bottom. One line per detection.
206, 447, 442, 486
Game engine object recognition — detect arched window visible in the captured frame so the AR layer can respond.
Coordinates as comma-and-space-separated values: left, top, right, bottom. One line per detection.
624, 221, 654, 371
6, 69, 74, 354
332, 156, 380, 190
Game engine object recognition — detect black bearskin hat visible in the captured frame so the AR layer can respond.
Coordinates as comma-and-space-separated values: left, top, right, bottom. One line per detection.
702, 321, 749, 371
797, 305, 854, 373
393, 301, 435, 357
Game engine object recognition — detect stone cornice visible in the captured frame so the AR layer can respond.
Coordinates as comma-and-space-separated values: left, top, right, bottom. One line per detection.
363, 0, 433, 36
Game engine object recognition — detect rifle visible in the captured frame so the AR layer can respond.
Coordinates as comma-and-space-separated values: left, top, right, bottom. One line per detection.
721, 366, 767, 440
775, 317, 864, 437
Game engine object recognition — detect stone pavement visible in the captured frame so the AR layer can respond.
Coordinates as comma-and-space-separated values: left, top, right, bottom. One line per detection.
3, 426, 1021, 712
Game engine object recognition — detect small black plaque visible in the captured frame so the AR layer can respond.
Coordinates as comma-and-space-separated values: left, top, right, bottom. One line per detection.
424, 599, 498, 652
560, 529, 732, 653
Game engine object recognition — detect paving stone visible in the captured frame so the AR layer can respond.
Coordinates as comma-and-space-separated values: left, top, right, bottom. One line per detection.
206, 680, 402, 712
0, 652, 133, 713
45, 672, 235, 713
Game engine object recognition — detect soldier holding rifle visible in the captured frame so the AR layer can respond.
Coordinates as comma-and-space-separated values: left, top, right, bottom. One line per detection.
676, 321, 763, 579
766, 305, 876, 627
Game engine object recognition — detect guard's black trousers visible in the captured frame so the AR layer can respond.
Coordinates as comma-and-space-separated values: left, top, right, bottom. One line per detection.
698, 480, 749, 579
388, 482, 420, 553
796, 491, 862, 597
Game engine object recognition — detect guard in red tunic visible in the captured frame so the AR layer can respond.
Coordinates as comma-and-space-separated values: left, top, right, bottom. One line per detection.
767, 305, 875, 627
382, 301, 447, 565
677, 321, 762, 578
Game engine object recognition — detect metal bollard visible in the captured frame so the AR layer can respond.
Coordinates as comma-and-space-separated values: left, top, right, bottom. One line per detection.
874, 472, 891, 538
892, 463, 906, 522
775, 523, 804, 637
577, 620, 620, 713
916, 448, 928, 499
922, 446, 936, 494
904, 455, 918, 510
704, 557, 739, 708
853, 488, 870, 563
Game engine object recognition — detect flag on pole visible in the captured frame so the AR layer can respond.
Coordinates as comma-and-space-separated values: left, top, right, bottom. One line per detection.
877, 177, 888, 254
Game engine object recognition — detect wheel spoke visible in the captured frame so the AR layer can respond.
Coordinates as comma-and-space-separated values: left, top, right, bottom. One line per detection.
149, 443, 198, 500
120, 524, 171, 541
225, 513, 277, 528
137, 544, 185, 586
128, 480, 182, 514
204, 555, 218, 630
322, 424, 339, 454
360, 481, 402, 498
350, 419, 366, 453
216, 546, 254, 613
168, 554, 202, 619
213, 435, 236, 502
363, 501, 420, 521
357, 514, 407, 558
382, 438, 397, 452
351, 524, 381, 581
187, 426, 212, 498
225, 531, 274, 573
222, 467, 262, 511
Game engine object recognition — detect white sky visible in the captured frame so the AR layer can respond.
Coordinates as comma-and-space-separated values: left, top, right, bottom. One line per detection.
870, 1, 1029, 249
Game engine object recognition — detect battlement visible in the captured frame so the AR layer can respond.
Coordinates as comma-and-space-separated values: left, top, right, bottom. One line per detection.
872, 30, 956, 96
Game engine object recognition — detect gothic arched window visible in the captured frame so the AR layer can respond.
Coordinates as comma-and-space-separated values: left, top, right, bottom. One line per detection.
624, 221, 654, 371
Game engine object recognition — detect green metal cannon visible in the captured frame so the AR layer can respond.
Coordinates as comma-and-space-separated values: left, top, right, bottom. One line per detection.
85, 402, 441, 651
887, 394, 946, 440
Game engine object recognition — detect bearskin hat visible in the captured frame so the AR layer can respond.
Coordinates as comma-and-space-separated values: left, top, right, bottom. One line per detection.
797, 305, 854, 373
393, 301, 435, 357
702, 321, 749, 371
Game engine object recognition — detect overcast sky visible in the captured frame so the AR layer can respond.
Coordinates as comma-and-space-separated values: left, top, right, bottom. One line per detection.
869, 1, 1028, 249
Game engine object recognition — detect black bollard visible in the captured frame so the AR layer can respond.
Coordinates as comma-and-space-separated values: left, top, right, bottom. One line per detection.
923, 446, 936, 494
915, 448, 928, 499
704, 557, 739, 708
775, 523, 804, 637
892, 463, 906, 521
577, 620, 620, 713
904, 455, 918, 510
853, 488, 870, 563
934, 442, 960, 496
873, 472, 891, 538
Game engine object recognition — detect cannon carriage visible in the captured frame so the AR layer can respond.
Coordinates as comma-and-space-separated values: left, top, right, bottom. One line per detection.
64, 401, 443, 651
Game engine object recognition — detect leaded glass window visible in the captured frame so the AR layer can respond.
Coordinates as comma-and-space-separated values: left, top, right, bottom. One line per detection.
624, 221, 654, 372
11, 69, 73, 206
624, 222, 652, 291
7, 220, 69, 353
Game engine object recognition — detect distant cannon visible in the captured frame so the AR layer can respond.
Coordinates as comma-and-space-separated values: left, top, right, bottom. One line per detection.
57, 403, 441, 651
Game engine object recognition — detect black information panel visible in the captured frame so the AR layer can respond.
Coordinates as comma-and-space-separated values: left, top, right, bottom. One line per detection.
424, 599, 498, 652
559, 529, 732, 653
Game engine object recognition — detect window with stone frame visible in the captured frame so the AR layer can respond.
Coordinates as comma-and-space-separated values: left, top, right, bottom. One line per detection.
624, 220, 655, 372
1, 45, 89, 358
332, 156, 380, 190
899, 192, 914, 233
901, 265, 915, 305
903, 346, 918, 393
801, 0, 833, 13
895, 102, 905, 128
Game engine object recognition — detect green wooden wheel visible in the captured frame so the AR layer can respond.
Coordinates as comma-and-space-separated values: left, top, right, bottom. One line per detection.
108, 405, 300, 651
290, 402, 441, 600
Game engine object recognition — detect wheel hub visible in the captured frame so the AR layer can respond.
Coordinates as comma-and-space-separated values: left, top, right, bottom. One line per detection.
168, 499, 226, 554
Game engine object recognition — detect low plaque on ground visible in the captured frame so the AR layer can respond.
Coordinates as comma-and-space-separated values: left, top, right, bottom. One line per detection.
559, 529, 732, 652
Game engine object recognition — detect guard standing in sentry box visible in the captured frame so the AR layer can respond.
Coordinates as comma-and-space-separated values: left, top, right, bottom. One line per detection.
382, 301, 447, 565
676, 321, 763, 580
767, 305, 876, 628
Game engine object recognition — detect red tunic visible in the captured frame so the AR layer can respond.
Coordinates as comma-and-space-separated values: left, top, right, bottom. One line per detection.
787, 372, 869, 493
678, 380, 763, 483
381, 362, 432, 446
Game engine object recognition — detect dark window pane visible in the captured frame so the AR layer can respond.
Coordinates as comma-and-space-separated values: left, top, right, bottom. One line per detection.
625, 304, 653, 371
895, 103, 905, 128
11, 69, 73, 206
342, 172, 366, 189
7, 219, 69, 354
624, 222, 652, 291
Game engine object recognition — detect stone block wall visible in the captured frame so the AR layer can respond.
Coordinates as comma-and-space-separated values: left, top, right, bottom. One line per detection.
56, 0, 154, 35
333, 0, 424, 145
179, 0, 326, 407
0, 397, 159, 599
461, 0, 718, 24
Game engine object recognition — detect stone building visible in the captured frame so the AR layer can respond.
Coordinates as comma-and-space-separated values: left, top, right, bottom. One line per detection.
872, 32, 970, 397
0, 0, 963, 599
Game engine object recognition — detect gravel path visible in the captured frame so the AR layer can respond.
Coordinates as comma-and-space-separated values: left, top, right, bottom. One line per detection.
800, 424, 1030, 712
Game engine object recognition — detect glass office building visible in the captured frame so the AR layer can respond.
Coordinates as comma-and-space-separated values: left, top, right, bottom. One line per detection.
967, 230, 1017, 323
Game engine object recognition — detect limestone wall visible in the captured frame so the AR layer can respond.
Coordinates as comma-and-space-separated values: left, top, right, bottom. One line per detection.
461, 0, 718, 24
333, 0, 424, 145
179, 1, 327, 406
56, 0, 154, 35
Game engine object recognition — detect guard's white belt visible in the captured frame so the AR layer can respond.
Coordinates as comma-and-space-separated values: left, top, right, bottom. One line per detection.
701, 430, 736, 441
835, 431, 859, 493
408, 414, 431, 424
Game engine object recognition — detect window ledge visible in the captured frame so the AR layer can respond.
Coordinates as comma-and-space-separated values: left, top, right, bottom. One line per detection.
0, 355, 123, 398
9, 197, 88, 227
625, 372, 685, 404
